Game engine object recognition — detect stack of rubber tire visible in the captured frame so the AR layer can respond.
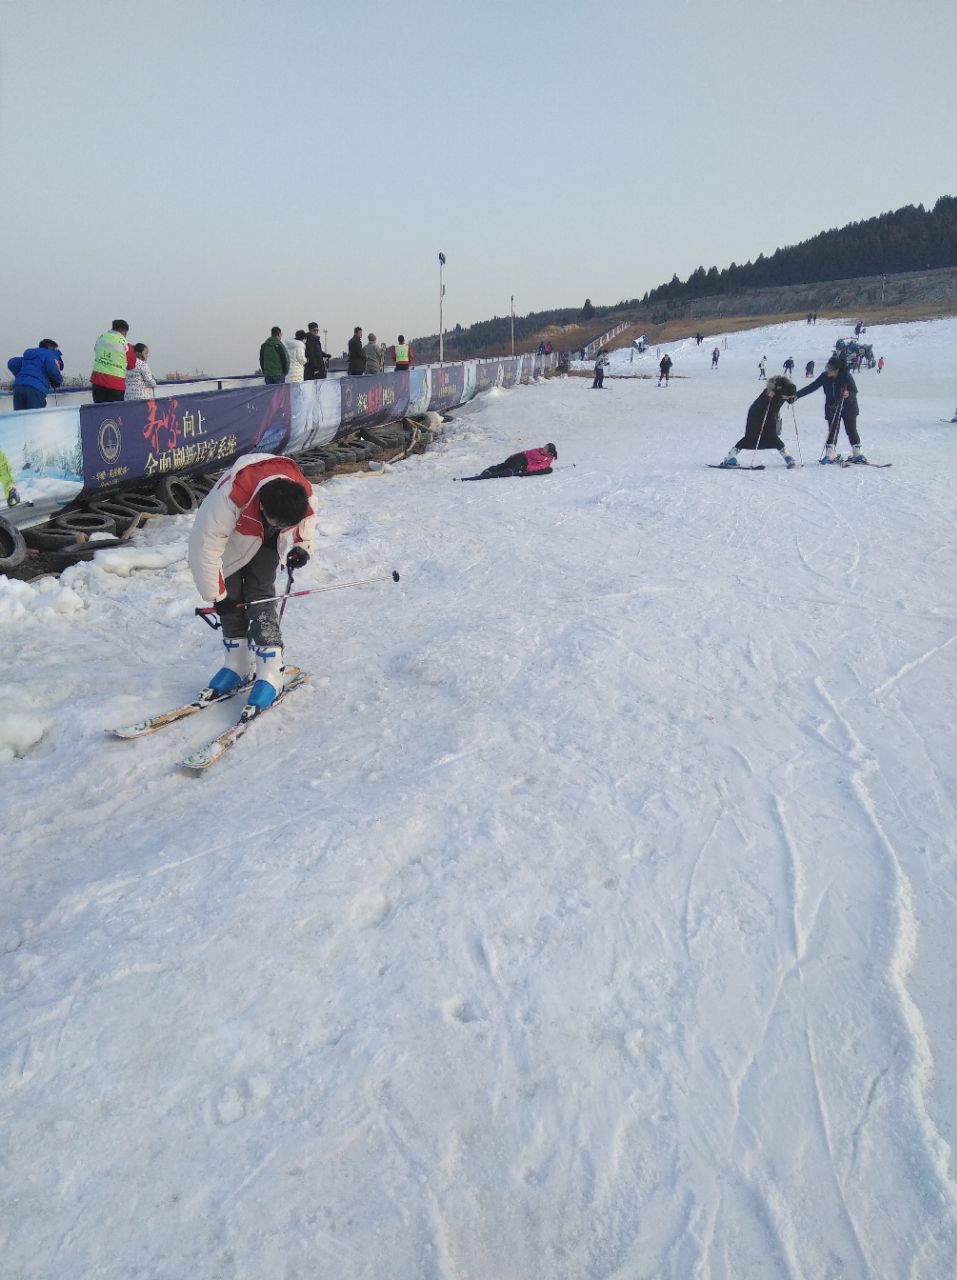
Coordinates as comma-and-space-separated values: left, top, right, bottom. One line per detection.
1, 412, 446, 573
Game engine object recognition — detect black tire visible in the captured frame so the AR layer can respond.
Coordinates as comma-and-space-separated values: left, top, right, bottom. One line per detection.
156, 475, 198, 514
24, 524, 81, 552
88, 501, 137, 535
54, 510, 117, 536
0, 516, 27, 571
114, 491, 168, 516
300, 460, 326, 478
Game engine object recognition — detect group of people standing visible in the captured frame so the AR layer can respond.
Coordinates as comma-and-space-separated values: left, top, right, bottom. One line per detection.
5, 321, 157, 409
259, 326, 414, 385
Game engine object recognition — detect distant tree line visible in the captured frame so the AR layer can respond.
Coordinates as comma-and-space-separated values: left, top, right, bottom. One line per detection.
413, 196, 957, 356
641, 196, 957, 305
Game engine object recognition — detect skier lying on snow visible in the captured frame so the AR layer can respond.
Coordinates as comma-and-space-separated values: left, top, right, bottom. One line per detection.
718, 376, 798, 468
187, 453, 316, 714
460, 443, 558, 480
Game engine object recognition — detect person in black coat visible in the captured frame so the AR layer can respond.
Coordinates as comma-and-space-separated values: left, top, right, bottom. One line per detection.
304, 323, 331, 379
347, 326, 365, 375
794, 355, 865, 463
718, 376, 798, 468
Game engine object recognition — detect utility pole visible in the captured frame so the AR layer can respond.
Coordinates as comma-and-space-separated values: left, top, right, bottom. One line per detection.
439, 252, 446, 362
510, 295, 515, 356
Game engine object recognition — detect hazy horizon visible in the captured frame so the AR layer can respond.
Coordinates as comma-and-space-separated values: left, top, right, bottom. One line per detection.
2, 0, 955, 378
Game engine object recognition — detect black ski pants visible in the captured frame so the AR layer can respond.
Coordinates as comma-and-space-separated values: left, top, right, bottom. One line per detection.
221, 537, 283, 648
825, 408, 861, 448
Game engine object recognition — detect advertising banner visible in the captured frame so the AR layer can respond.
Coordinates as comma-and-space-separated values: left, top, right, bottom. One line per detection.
407, 369, 430, 416
79, 385, 292, 493
474, 361, 501, 393
290, 379, 341, 451
339, 372, 410, 431
428, 365, 466, 412
499, 358, 520, 388
0, 405, 83, 524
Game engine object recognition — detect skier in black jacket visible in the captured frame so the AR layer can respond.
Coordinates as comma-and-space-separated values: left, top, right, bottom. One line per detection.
718, 376, 798, 468
794, 355, 866, 463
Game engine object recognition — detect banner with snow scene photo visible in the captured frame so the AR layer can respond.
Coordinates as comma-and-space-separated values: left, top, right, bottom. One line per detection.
78, 385, 295, 493
475, 360, 502, 393
0, 405, 84, 524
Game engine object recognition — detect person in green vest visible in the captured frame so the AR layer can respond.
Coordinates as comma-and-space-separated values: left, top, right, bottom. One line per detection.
393, 335, 413, 371
259, 327, 290, 384
91, 320, 135, 403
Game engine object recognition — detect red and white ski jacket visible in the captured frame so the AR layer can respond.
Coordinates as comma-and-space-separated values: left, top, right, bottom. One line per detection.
187, 453, 316, 601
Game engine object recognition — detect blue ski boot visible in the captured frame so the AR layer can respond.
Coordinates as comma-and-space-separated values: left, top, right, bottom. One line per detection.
205, 637, 254, 698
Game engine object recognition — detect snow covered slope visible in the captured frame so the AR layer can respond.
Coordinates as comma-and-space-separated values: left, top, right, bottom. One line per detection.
2, 318, 956, 1278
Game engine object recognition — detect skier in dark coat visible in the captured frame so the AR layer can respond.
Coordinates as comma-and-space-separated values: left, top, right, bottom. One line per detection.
794, 355, 866, 463
718, 376, 798, 468
805, 360, 815, 378
658, 354, 673, 386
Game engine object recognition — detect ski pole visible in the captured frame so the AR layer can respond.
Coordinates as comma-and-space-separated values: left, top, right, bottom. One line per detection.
278, 566, 295, 623
822, 399, 842, 462
789, 403, 804, 467
195, 570, 401, 629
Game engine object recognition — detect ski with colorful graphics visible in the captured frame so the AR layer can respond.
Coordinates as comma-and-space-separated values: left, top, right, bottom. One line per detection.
108, 680, 253, 739
178, 671, 310, 771
707, 464, 765, 471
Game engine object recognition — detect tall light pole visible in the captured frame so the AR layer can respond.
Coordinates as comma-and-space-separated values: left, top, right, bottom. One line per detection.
439, 251, 446, 363
510, 295, 515, 356
323, 328, 328, 353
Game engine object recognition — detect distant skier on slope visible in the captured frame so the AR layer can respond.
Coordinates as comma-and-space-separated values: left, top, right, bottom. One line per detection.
717, 376, 798, 468
187, 454, 316, 714
592, 350, 609, 388
458, 443, 557, 480
658, 354, 673, 386
758, 356, 768, 380
805, 360, 815, 378
712, 347, 720, 368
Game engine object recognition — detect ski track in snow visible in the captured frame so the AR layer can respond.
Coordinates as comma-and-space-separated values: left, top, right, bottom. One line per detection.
2, 317, 957, 1278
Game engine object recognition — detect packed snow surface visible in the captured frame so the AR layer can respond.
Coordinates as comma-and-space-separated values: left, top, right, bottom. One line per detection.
3, 317, 957, 1278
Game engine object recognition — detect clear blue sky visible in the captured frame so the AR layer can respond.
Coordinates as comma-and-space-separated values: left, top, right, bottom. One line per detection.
1, 0, 954, 378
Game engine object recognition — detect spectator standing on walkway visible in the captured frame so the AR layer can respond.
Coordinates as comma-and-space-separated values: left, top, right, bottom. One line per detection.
91, 321, 135, 403
393, 335, 413, 370
7, 338, 64, 409
347, 326, 365, 375
364, 332, 385, 374
125, 343, 157, 400
259, 328, 289, 384
304, 323, 330, 380
285, 330, 308, 382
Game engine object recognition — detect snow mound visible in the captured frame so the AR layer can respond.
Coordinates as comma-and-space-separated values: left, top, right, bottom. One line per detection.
0, 575, 85, 622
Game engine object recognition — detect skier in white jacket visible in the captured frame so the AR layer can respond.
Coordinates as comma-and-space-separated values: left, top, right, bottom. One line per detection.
188, 453, 316, 712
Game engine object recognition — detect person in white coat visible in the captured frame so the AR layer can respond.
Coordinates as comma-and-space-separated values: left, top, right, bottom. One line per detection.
125, 344, 158, 400
187, 453, 316, 713
285, 330, 308, 382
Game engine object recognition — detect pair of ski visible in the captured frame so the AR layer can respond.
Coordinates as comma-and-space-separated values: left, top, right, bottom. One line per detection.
108, 668, 309, 770
708, 458, 891, 471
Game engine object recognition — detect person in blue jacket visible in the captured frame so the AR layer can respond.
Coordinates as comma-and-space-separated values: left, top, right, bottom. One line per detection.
7, 339, 64, 409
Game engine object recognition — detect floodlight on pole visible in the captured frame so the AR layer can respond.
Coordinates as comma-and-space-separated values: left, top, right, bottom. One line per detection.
510, 295, 515, 356
439, 252, 446, 363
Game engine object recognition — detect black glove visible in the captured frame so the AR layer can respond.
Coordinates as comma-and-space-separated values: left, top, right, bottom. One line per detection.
286, 546, 310, 570
7, 488, 19, 508
214, 596, 240, 616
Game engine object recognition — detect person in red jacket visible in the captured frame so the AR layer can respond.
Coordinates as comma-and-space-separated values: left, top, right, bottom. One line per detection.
187, 454, 316, 713
460, 443, 557, 480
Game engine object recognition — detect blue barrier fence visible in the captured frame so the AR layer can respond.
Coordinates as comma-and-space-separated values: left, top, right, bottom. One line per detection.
0, 354, 556, 531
